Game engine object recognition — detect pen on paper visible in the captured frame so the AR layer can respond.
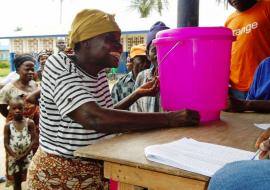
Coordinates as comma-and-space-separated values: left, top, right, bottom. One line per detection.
251, 149, 261, 160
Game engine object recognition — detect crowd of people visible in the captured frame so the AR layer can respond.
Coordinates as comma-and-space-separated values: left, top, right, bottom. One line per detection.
0, 0, 269, 189
0, 40, 66, 189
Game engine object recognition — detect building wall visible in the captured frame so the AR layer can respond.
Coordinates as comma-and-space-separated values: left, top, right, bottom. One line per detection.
10, 37, 63, 54
0, 50, 9, 60
7, 32, 147, 73
9, 32, 147, 54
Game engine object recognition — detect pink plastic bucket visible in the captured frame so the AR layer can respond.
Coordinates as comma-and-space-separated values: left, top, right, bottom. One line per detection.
153, 27, 234, 122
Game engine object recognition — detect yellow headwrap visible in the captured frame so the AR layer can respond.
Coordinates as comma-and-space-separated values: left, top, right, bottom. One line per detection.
68, 9, 121, 48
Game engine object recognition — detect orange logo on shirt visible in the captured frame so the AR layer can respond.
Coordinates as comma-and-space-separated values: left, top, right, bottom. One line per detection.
232, 22, 258, 36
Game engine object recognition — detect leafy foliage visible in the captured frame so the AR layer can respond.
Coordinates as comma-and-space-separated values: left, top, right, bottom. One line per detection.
216, 0, 229, 9
130, 0, 229, 18
129, 0, 169, 17
0, 60, 9, 68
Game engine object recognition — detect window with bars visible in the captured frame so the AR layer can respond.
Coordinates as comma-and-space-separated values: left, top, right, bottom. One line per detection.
126, 35, 145, 51
28, 39, 38, 52
40, 39, 53, 50
13, 40, 23, 54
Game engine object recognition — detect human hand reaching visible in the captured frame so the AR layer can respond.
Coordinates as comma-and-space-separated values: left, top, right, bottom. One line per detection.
136, 77, 159, 97
225, 96, 247, 112
166, 109, 200, 127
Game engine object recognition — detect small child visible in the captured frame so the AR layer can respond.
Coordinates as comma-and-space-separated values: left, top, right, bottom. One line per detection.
4, 97, 37, 190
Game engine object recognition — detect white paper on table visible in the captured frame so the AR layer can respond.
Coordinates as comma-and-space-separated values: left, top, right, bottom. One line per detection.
144, 138, 255, 177
254, 123, 270, 130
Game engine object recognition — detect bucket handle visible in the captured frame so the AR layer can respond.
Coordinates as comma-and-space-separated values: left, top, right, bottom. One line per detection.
159, 41, 183, 65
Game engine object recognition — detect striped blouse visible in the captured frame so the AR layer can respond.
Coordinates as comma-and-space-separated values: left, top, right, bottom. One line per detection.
39, 52, 113, 158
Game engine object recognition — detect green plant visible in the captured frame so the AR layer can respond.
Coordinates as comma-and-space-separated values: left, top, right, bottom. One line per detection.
0, 60, 10, 68
0, 60, 11, 77
0, 67, 11, 77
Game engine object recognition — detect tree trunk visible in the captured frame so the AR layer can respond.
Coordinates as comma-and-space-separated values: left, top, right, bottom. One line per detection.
177, 0, 199, 27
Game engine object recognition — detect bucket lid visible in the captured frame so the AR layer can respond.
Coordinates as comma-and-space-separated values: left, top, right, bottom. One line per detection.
153, 27, 235, 43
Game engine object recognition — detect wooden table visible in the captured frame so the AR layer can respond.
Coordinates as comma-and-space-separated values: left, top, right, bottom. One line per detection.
74, 112, 269, 190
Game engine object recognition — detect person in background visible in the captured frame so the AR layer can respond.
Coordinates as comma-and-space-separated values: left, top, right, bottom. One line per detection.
126, 55, 133, 72
130, 21, 169, 112
34, 50, 50, 81
226, 57, 270, 113
111, 67, 118, 81
4, 97, 37, 190
208, 123, 270, 190
111, 44, 150, 104
0, 54, 39, 125
246, 57, 270, 100
225, 0, 270, 99
56, 38, 66, 53
26, 9, 199, 190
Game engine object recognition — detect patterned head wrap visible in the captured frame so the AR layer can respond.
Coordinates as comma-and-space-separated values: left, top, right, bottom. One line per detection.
68, 9, 120, 48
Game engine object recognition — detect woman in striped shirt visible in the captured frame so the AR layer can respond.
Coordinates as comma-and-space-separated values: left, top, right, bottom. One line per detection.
27, 9, 200, 190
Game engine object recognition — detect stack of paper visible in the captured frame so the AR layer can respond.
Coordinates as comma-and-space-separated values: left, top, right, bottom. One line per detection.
145, 138, 255, 177
254, 123, 270, 130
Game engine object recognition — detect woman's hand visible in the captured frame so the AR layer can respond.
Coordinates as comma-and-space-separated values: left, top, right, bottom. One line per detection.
224, 96, 247, 112
135, 77, 159, 97
166, 109, 200, 127
255, 128, 270, 159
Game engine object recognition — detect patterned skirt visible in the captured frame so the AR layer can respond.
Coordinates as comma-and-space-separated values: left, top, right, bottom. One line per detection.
27, 148, 109, 190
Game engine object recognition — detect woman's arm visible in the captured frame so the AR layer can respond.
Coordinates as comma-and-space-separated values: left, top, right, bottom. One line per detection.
114, 78, 159, 110
226, 96, 270, 113
246, 100, 270, 113
68, 101, 199, 133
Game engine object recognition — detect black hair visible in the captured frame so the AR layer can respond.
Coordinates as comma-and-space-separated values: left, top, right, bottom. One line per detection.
14, 54, 36, 71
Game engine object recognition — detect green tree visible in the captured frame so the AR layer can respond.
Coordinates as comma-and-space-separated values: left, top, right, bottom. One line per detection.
130, 0, 229, 18
129, 0, 169, 18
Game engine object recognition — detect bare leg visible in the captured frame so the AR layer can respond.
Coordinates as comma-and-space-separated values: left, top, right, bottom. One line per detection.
13, 171, 22, 190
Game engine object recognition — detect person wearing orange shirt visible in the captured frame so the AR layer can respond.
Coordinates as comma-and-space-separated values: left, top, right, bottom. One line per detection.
225, 0, 270, 99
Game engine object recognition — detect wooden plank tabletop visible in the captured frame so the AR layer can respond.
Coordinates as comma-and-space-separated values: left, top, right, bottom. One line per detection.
74, 112, 268, 181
